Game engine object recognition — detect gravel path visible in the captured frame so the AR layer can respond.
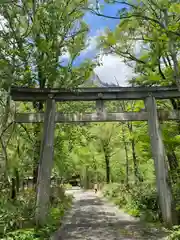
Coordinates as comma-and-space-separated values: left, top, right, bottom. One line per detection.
52, 188, 168, 240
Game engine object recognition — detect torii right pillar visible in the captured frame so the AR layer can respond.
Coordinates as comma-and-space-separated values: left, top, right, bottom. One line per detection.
145, 96, 177, 227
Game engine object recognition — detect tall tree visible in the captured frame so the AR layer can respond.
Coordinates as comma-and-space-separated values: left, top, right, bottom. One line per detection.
0, 0, 95, 225
91, 123, 120, 183
0, 0, 95, 180
91, 0, 180, 89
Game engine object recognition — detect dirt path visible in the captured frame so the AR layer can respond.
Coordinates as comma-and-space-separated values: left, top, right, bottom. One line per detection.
52, 188, 168, 240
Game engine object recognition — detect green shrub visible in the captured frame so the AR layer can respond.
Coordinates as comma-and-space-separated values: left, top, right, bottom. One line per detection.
0, 189, 73, 239
103, 183, 129, 206
168, 226, 180, 240
0, 189, 35, 236
64, 183, 72, 189
102, 182, 160, 222
4, 229, 38, 240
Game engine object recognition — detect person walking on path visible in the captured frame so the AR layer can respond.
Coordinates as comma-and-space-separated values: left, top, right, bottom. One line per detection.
94, 183, 98, 193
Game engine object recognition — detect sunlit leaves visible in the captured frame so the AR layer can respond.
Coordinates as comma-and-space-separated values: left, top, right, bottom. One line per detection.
169, 3, 180, 14
0, 0, 95, 90
0, 0, 97, 186
106, 31, 117, 45
97, 0, 180, 88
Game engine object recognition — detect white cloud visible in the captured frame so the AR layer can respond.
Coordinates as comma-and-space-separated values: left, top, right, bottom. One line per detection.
59, 47, 71, 62
93, 39, 146, 86
82, 30, 140, 86
133, 40, 143, 56
94, 54, 135, 86
81, 29, 106, 56
81, 35, 98, 56
88, 0, 101, 12
61, 51, 71, 60
59, 31, 100, 60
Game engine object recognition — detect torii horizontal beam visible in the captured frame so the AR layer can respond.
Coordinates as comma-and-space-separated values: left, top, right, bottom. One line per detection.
11, 86, 180, 101
15, 110, 180, 123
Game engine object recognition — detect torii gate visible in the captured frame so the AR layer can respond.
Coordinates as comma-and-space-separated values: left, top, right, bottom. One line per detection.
10, 86, 180, 227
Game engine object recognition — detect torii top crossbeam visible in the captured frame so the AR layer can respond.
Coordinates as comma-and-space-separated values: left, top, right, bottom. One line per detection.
10, 86, 180, 101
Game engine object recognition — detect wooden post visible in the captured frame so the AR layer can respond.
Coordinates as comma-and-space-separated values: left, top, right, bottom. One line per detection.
145, 96, 177, 227
96, 100, 105, 121
96, 100, 105, 113
35, 97, 56, 226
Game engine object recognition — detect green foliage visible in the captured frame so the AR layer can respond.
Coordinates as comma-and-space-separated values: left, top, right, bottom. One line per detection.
0, 188, 72, 240
0, 189, 35, 236
64, 183, 73, 189
168, 226, 180, 240
0, 0, 95, 89
102, 183, 160, 221
0, 1, 180, 239
98, 0, 180, 88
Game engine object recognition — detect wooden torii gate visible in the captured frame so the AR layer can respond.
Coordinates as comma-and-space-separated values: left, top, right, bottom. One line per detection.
10, 86, 180, 227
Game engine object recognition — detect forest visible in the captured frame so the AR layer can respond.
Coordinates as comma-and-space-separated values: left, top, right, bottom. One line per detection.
0, 0, 180, 239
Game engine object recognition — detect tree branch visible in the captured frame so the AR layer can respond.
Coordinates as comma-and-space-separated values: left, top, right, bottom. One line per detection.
86, 8, 180, 37
19, 123, 34, 143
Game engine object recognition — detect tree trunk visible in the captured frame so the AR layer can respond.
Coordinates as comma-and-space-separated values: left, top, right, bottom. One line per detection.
0, 137, 9, 183
105, 153, 110, 183
131, 138, 143, 182
121, 124, 129, 186
167, 151, 179, 183
86, 167, 90, 189
15, 169, 20, 193
127, 122, 143, 182
22, 180, 26, 190
92, 155, 98, 184
33, 123, 41, 186
167, 151, 178, 169
33, 164, 38, 186
131, 137, 138, 180
32, 0, 46, 188
81, 165, 89, 189
170, 99, 180, 134
11, 178, 16, 200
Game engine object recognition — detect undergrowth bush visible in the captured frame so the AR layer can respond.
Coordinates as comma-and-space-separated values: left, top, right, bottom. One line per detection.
0, 188, 35, 236
0, 187, 72, 240
64, 183, 72, 189
102, 182, 160, 222
168, 226, 180, 240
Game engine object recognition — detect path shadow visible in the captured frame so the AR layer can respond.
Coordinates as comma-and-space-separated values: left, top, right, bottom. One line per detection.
55, 193, 168, 240
76, 198, 104, 206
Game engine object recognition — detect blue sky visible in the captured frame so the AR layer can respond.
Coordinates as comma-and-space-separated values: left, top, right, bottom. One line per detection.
61, 1, 135, 86
84, 2, 120, 37
73, 0, 121, 65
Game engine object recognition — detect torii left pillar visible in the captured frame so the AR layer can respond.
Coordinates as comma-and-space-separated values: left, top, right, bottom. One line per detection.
35, 97, 56, 226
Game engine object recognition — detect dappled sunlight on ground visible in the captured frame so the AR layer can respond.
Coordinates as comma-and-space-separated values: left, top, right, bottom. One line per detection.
52, 189, 167, 240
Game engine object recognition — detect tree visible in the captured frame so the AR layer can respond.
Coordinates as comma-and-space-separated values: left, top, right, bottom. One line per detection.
91, 0, 180, 90
0, 0, 96, 226
91, 123, 120, 183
